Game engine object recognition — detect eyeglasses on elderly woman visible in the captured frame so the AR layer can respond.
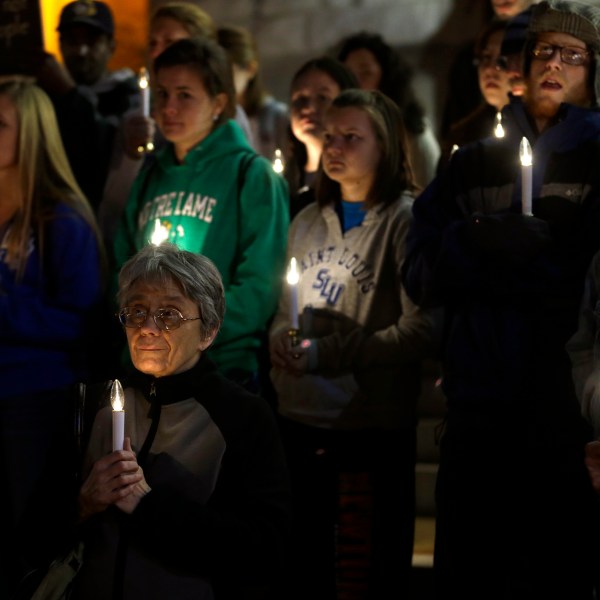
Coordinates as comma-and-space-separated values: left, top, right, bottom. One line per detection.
117, 307, 201, 331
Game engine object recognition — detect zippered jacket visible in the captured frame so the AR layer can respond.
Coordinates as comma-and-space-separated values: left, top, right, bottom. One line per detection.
72, 355, 292, 599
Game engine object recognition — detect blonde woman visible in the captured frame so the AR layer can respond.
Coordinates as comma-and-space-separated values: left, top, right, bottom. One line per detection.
0, 77, 103, 595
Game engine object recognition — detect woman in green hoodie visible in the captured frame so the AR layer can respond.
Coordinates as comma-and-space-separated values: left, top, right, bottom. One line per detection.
114, 37, 289, 388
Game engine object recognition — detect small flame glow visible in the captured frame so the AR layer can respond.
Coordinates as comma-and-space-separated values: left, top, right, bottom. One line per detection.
272, 148, 285, 174
450, 144, 459, 156
287, 257, 299, 285
138, 67, 149, 90
111, 379, 124, 411
151, 219, 169, 246
520, 137, 532, 167
494, 112, 505, 138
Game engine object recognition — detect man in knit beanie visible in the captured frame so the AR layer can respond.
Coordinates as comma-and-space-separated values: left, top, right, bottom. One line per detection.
524, 0, 600, 128
403, 1, 600, 598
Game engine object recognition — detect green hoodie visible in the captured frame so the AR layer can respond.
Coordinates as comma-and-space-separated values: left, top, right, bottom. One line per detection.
114, 120, 289, 375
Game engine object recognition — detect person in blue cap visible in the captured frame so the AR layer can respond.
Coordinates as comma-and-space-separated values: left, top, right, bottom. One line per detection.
34, 1, 140, 213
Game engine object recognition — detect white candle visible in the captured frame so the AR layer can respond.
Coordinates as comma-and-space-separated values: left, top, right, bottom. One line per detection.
139, 67, 150, 118
286, 257, 299, 330
111, 379, 125, 452
520, 137, 533, 216
494, 111, 505, 138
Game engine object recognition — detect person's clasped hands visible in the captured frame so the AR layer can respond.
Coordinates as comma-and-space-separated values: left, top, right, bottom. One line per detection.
78, 437, 151, 522
465, 211, 553, 264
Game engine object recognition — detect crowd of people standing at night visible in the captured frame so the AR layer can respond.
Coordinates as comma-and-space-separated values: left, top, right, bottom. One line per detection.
2, 0, 600, 599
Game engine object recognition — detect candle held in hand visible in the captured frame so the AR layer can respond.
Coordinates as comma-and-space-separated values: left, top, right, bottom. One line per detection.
272, 148, 285, 174
520, 137, 533, 216
494, 111, 505, 138
287, 257, 299, 330
111, 379, 125, 452
139, 67, 150, 118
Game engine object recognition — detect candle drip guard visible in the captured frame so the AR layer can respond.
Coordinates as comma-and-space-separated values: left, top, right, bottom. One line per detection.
288, 327, 301, 359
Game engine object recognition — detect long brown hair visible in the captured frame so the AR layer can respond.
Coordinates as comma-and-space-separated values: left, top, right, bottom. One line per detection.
0, 77, 102, 281
316, 89, 416, 210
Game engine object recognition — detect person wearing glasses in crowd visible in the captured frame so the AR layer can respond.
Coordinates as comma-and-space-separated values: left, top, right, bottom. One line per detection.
403, 1, 600, 598
70, 243, 291, 600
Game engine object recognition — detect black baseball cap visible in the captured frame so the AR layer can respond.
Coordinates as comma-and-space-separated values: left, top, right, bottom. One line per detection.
57, 1, 114, 36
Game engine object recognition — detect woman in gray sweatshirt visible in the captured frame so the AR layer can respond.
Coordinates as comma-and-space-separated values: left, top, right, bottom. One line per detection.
269, 89, 437, 599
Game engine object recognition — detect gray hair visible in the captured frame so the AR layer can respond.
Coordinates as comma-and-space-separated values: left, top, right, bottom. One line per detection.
118, 243, 225, 338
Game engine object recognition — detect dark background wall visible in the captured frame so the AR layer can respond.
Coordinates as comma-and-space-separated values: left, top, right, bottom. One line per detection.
149, 0, 495, 137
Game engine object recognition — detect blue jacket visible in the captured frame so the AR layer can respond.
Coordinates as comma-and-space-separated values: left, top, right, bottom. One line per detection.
0, 203, 103, 399
403, 98, 600, 434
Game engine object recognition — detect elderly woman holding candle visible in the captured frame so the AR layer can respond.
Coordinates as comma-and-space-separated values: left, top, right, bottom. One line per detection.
269, 89, 437, 599
72, 243, 291, 600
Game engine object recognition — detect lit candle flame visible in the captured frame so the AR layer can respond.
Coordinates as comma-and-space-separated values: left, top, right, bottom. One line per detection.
450, 144, 459, 156
520, 137, 532, 166
111, 379, 125, 452
151, 219, 169, 246
138, 67, 151, 128
287, 257, 299, 330
494, 111, 505, 138
272, 148, 285, 174
520, 137, 533, 216
138, 67, 149, 91
287, 257, 299, 285
111, 379, 124, 412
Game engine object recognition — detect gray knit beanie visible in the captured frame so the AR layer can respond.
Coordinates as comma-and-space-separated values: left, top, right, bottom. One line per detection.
528, 0, 600, 105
